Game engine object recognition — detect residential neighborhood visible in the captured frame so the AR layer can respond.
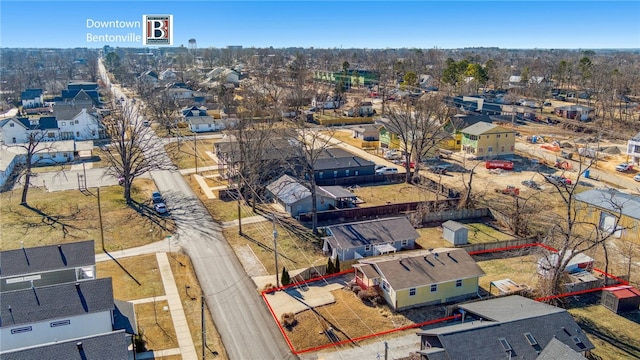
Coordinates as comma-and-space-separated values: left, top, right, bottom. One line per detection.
1, 3, 640, 360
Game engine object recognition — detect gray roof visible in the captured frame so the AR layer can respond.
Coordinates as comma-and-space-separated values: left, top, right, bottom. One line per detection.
314, 148, 374, 171
458, 294, 565, 322
417, 295, 594, 360
53, 103, 85, 120
187, 116, 216, 126
318, 186, 356, 200
0, 330, 128, 360
359, 248, 485, 290
266, 174, 311, 205
461, 122, 512, 136
537, 337, 588, 360
574, 189, 640, 220
442, 220, 466, 232
0, 278, 114, 327
113, 299, 137, 335
0, 240, 95, 278
327, 217, 419, 250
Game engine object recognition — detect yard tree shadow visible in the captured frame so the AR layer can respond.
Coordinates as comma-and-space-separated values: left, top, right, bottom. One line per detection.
17, 202, 87, 239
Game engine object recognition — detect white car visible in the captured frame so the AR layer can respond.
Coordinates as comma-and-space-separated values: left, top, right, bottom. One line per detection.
375, 167, 398, 175
634, 173, 640, 182
616, 163, 633, 172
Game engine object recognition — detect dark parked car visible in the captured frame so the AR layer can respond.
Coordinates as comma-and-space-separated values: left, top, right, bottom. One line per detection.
428, 165, 448, 174
521, 180, 540, 190
152, 191, 164, 203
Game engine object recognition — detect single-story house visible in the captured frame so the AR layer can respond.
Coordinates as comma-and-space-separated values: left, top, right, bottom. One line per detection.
323, 217, 419, 261
574, 188, 640, 242
265, 174, 337, 217
460, 122, 516, 158
3, 140, 94, 165
353, 248, 485, 311
416, 295, 595, 360
21, 89, 44, 108
351, 124, 379, 143
554, 105, 595, 121
626, 131, 640, 165
0, 149, 19, 188
159, 69, 177, 81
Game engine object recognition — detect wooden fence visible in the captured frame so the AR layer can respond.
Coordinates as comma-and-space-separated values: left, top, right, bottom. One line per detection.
315, 172, 407, 186
420, 208, 490, 224
462, 237, 538, 254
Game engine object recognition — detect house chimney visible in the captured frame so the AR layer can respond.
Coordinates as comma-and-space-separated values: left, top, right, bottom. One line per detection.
76, 342, 83, 351
75, 282, 80, 289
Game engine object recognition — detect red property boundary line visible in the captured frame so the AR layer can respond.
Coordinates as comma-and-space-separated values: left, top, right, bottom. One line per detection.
262, 242, 627, 355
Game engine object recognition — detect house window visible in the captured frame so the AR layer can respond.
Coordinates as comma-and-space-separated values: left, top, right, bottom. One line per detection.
456, 279, 462, 287
345, 170, 350, 177
505, 134, 508, 137
456, 140, 461, 145
333, 170, 338, 178
318, 172, 323, 179
496, 134, 500, 138
409, 288, 416, 296
510, 145, 514, 151
9, 122, 14, 127
364, 245, 371, 252
486, 135, 490, 139
61, 122, 66, 126
75, 120, 79, 124
487, 146, 493, 153
76, 131, 80, 137
48, 132, 56, 138
11, 326, 32, 334
401, 240, 408, 247
63, 152, 69, 157
50, 320, 71, 327
382, 280, 389, 292
430, 284, 437, 292
501, 146, 505, 152
355, 170, 359, 176
478, 148, 483, 153
12, 137, 16, 143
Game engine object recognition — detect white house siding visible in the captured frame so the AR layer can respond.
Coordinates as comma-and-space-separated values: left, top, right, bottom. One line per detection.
0, 151, 18, 187
1, 311, 112, 352
58, 110, 101, 140
1, 121, 29, 144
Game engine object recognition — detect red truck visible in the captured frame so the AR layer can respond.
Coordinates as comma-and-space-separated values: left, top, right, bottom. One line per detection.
485, 160, 514, 170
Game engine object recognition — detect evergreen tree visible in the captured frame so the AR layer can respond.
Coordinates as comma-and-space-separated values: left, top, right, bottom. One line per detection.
281, 267, 291, 286
334, 257, 341, 273
326, 257, 335, 275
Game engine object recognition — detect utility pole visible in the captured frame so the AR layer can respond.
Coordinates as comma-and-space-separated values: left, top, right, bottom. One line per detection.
97, 187, 105, 251
384, 341, 388, 360
273, 215, 279, 288
201, 295, 206, 360
194, 131, 198, 174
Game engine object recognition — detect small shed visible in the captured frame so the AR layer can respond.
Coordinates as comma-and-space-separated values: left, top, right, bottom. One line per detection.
601, 286, 640, 314
442, 220, 468, 245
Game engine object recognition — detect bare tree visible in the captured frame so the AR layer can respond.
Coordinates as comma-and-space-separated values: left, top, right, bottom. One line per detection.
381, 94, 453, 183
145, 91, 182, 136
538, 155, 630, 299
101, 99, 173, 204
9, 128, 60, 205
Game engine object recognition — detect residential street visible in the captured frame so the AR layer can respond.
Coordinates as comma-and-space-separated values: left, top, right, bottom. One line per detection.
99, 60, 296, 360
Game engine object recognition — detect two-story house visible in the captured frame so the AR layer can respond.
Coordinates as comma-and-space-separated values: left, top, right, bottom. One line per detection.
21, 89, 44, 108
460, 122, 515, 158
627, 131, 640, 165
0, 240, 133, 359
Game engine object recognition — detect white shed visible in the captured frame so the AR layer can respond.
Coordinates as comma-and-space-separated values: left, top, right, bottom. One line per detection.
442, 220, 468, 245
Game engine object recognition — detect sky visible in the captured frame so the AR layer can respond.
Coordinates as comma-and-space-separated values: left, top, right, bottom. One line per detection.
1, 1, 639, 49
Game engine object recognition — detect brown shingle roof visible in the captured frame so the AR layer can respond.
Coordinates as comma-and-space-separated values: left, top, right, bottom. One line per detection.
361, 248, 485, 290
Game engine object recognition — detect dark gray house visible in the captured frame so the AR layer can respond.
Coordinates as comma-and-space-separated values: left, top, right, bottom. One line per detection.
322, 217, 419, 261
0, 240, 96, 293
417, 295, 595, 359
314, 148, 375, 182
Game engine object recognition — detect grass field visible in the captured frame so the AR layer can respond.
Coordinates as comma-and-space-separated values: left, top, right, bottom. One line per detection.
165, 138, 218, 170
351, 183, 437, 206
98, 253, 228, 359
0, 179, 175, 252
223, 222, 325, 274
569, 303, 640, 360
416, 220, 515, 248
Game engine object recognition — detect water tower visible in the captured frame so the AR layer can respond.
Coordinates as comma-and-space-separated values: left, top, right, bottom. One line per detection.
188, 38, 197, 56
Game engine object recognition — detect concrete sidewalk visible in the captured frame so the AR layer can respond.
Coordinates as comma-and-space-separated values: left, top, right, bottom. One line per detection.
156, 252, 198, 360
95, 238, 179, 262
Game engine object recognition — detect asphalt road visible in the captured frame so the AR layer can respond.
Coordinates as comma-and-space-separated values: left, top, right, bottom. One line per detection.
99, 59, 296, 360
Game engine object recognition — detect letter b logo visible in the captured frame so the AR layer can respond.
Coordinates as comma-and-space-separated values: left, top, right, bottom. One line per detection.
143, 15, 173, 45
